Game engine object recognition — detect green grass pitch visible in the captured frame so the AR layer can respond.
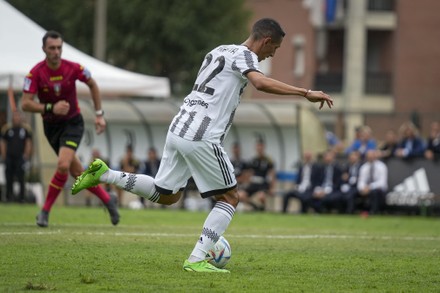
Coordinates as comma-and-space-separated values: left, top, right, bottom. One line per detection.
1, 204, 439, 292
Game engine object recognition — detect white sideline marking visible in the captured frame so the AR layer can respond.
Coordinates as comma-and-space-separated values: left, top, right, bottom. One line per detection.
0, 228, 439, 241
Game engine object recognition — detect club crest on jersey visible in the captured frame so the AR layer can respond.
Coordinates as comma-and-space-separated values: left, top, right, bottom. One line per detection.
53, 83, 61, 96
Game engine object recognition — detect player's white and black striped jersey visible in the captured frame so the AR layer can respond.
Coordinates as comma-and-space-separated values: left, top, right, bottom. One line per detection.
169, 44, 261, 144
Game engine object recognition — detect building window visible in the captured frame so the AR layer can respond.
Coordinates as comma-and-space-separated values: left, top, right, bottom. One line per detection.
368, 0, 395, 11
292, 35, 305, 78
365, 30, 393, 94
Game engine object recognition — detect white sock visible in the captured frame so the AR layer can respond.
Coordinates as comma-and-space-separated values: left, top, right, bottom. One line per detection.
188, 201, 235, 262
100, 170, 160, 202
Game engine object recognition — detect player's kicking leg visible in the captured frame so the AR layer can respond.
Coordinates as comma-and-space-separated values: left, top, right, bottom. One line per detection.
72, 159, 165, 204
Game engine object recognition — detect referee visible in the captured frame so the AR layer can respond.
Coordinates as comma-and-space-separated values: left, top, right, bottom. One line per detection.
21, 30, 119, 227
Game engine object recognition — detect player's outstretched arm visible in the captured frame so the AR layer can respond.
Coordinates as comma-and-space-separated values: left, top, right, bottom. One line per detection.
304, 90, 333, 110
246, 71, 333, 109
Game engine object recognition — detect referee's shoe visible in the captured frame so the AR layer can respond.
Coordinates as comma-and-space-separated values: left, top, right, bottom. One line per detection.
105, 195, 120, 226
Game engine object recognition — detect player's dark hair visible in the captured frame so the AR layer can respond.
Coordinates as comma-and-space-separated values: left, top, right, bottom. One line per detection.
251, 18, 285, 42
43, 30, 63, 47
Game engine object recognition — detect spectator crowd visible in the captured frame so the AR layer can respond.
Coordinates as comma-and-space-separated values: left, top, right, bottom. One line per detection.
282, 121, 440, 215
1, 119, 439, 216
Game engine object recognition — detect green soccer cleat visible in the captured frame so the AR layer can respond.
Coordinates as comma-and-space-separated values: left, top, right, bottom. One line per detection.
71, 159, 109, 195
183, 260, 230, 273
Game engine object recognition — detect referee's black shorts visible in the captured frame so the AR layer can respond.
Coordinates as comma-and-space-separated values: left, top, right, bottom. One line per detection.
43, 114, 84, 154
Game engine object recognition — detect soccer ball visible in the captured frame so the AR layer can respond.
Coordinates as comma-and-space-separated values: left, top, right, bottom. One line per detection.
127, 200, 143, 210
206, 236, 232, 268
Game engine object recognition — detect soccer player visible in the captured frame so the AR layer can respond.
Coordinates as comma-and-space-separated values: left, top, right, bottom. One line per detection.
21, 30, 119, 227
72, 18, 333, 272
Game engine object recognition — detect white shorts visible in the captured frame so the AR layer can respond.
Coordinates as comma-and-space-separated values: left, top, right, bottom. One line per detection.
154, 132, 237, 198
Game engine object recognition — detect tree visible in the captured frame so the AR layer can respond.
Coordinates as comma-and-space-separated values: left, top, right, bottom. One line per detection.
7, 0, 251, 96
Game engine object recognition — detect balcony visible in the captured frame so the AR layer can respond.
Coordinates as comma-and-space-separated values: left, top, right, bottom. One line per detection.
365, 71, 392, 94
314, 72, 343, 93
343, 0, 395, 12
368, 0, 395, 11
314, 71, 392, 95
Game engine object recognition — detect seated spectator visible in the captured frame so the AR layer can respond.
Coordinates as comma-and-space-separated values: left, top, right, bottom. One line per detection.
282, 151, 318, 214
345, 126, 377, 160
425, 121, 440, 161
307, 150, 343, 213
395, 121, 426, 159
357, 149, 388, 215
340, 151, 362, 214
140, 147, 161, 207
239, 139, 276, 211
379, 130, 399, 161
116, 144, 140, 207
230, 142, 252, 188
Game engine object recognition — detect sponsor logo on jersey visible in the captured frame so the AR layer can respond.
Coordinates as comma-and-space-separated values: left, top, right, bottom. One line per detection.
184, 98, 209, 109
50, 75, 63, 81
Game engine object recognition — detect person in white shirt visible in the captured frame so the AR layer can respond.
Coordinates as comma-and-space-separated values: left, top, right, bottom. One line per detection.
357, 149, 388, 214
72, 18, 333, 273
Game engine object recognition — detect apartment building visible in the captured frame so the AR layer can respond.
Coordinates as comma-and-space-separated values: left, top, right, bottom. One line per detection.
245, 0, 440, 143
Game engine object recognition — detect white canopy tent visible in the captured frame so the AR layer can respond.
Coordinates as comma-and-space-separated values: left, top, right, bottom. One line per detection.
0, 0, 170, 98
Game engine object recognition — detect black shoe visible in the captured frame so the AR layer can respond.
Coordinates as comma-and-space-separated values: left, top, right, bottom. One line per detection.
106, 196, 120, 226
36, 210, 49, 227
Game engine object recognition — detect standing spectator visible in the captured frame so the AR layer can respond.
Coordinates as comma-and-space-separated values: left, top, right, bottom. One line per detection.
0, 111, 32, 202
379, 130, 398, 161
326, 130, 344, 155
239, 139, 276, 211
20, 30, 119, 227
117, 144, 140, 207
395, 121, 426, 159
340, 151, 362, 214
345, 126, 377, 159
425, 121, 440, 161
282, 151, 317, 214
357, 150, 388, 215
72, 18, 333, 273
140, 147, 161, 207
308, 150, 343, 213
